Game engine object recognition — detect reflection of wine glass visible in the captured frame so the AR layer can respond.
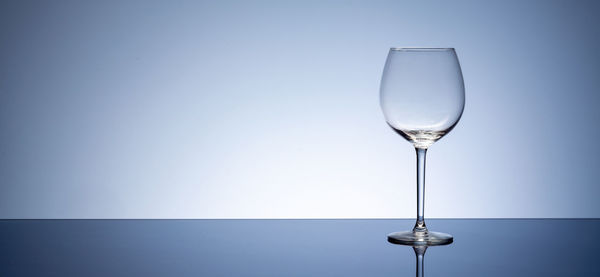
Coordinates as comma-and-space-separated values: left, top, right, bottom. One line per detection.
413, 246, 427, 277
398, 242, 453, 277
380, 48, 465, 245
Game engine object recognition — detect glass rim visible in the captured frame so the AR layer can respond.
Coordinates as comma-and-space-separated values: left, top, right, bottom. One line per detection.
390, 47, 455, 51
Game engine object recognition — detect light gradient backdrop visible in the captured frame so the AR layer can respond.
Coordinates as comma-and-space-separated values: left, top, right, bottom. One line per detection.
1, 0, 599, 218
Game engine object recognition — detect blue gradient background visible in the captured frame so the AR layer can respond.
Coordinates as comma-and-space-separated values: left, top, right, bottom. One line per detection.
1, 0, 599, 218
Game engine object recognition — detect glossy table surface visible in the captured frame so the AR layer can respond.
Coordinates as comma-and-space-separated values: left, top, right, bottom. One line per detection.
1, 219, 599, 276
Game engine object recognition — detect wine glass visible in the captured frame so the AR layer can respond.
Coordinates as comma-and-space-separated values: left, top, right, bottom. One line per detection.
380, 48, 465, 245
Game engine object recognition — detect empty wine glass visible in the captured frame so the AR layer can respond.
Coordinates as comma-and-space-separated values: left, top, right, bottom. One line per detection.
380, 48, 465, 245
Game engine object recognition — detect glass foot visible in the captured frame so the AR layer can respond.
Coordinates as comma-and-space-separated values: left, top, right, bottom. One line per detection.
387, 230, 453, 246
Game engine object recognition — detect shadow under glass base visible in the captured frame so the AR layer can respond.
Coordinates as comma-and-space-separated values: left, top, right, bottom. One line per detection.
387, 230, 453, 246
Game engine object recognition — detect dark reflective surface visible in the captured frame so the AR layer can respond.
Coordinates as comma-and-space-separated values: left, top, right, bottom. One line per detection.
1, 219, 599, 276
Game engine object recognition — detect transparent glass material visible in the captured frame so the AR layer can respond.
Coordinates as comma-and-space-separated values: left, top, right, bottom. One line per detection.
404, 244, 452, 277
380, 48, 465, 245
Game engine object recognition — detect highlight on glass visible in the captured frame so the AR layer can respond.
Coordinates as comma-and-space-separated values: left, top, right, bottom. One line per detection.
380, 47, 465, 245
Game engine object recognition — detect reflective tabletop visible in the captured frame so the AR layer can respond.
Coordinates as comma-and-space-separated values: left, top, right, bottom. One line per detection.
1, 219, 598, 276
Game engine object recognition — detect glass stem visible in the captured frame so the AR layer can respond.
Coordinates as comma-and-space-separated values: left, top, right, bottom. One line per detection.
413, 147, 428, 233
416, 254, 424, 277
413, 246, 426, 277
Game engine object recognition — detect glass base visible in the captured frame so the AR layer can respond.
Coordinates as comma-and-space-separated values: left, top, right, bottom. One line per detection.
387, 230, 453, 246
